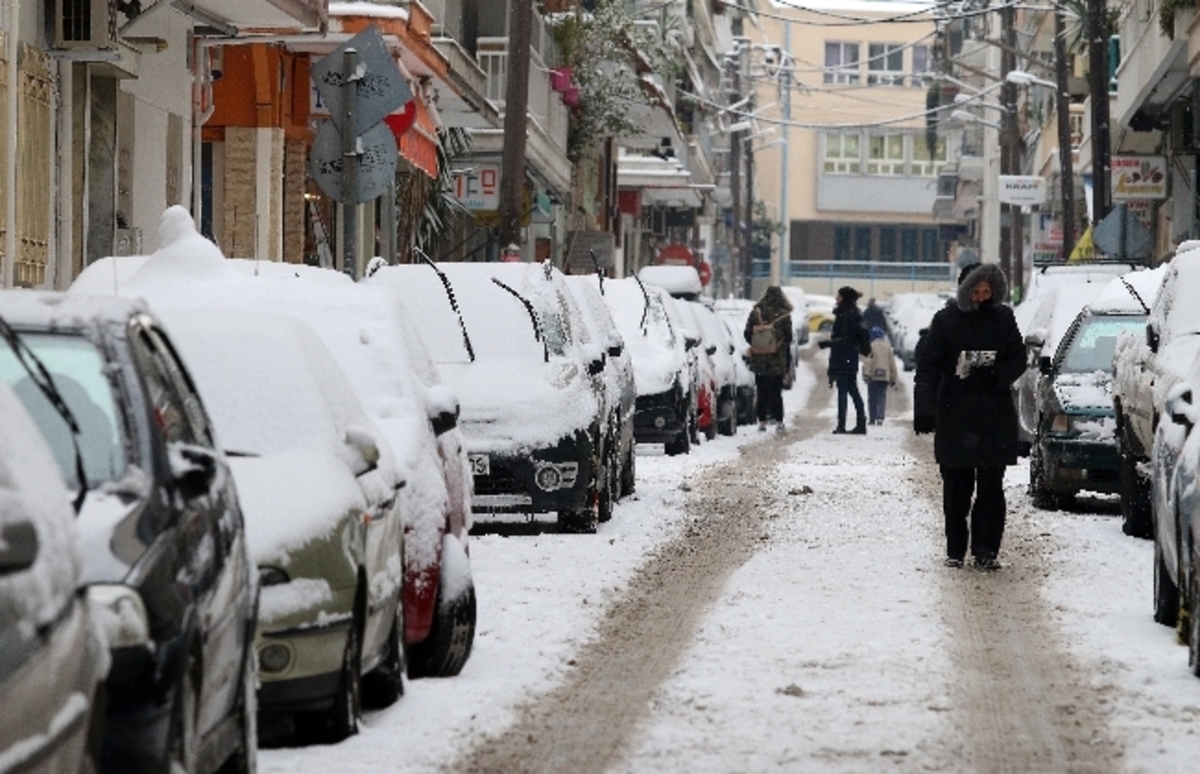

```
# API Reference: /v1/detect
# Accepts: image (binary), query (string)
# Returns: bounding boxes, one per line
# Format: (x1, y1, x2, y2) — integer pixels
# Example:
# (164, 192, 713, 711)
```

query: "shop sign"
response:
(1111, 156, 1167, 200)
(998, 175, 1046, 205)
(453, 165, 501, 210)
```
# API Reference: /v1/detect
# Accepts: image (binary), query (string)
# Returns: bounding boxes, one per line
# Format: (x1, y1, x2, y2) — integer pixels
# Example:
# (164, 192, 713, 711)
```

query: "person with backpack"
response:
(861, 326, 898, 425)
(818, 286, 868, 434)
(743, 286, 793, 434)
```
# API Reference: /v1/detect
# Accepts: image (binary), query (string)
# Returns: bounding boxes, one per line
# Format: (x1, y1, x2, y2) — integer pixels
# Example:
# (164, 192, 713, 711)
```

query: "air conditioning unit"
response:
(54, 0, 116, 50)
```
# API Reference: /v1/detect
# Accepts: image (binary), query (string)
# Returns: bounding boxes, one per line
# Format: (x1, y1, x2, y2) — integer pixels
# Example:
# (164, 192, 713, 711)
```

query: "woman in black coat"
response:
(818, 286, 867, 434)
(913, 263, 1024, 570)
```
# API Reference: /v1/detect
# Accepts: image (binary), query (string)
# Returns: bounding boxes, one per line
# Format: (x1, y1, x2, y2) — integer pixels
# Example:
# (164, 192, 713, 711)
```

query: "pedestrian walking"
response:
(744, 286, 793, 434)
(861, 326, 897, 425)
(818, 286, 868, 434)
(913, 263, 1025, 571)
(862, 297, 891, 338)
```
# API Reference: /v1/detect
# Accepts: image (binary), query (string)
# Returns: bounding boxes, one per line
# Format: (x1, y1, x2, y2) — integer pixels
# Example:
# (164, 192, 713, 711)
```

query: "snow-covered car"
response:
(781, 285, 810, 346)
(0, 292, 258, 770)
(160, 310, 407, 741)
(689, 300, 739, 436)
(369, 262, 609, 532)
(714, 299, 757, 425)
(601, 277, 697, 455)
(674, 299, 719, 441)
(565, 275, 638, 499)
(1113, 247, 1200, 538)
(1026, 278, 1155, 509)
(71, 208, 476, 680)
(806, 293, 836, 335)
(0, 378, 108, 774)
(888, 293, 943, 371)
(1149, 361, 1200, 672)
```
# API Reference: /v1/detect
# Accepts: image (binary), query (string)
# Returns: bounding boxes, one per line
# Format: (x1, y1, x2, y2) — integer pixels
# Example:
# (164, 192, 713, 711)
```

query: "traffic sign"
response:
(310, 120, 398, 203)
(1093, 203, 1152, 258)
(311, 26, 413, 138)
(657, 244, 694, 266)
(697, 260, 712, 286)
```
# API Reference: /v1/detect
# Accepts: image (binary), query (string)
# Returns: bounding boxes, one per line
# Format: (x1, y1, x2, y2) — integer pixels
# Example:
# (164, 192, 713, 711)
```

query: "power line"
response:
(723, 0, 1022, 27)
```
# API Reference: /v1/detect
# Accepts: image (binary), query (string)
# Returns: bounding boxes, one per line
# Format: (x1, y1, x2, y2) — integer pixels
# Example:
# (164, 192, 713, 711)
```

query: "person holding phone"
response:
(913, 263, 1024, 570)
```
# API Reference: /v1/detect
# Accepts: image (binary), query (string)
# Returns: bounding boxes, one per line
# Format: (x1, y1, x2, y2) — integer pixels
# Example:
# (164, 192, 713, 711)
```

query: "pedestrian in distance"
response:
(744, 286, 794, 434)
(861, 326, 898, 425)
(862, 296, 891, 339)
(913, 263, 1024, 571)
(818, 286, 869, 434)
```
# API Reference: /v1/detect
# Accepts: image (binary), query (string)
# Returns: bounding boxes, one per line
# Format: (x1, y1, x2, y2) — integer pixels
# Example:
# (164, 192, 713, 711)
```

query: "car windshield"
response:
(0, 332, 128, 489)
(1058, 314, 1146, 374)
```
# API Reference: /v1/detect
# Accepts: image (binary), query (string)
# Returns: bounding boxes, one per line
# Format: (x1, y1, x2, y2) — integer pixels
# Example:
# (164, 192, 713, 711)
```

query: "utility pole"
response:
(1087, 0, 1111, 225)
(499, 0, 533, 254)
(740, 43, 753, 298)
(729, 50, 743, 297)
(999, 2, 1017, 290)
(1054, 6, 1076, 263)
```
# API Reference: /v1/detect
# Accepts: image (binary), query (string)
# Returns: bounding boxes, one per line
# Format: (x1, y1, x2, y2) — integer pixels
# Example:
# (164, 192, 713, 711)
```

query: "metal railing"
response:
(786, 260, 956, 292)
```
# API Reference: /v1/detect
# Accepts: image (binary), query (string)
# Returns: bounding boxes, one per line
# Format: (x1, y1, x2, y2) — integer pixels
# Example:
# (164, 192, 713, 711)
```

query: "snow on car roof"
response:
(597, 278, 687, 396)
(637, 265, 702, 297)
(0, 289, 149, 331)
(1088, 266, 1165, 314)
(1026, 282, 1108, 354)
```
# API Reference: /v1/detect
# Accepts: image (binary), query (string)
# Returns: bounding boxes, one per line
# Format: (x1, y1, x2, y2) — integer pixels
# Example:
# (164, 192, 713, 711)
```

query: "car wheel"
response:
(1153, 536, 1179, 628)
(407, 581, 476, 678)
(664, 429, 690, 456)
(1189, 571, 1200, 677)
(1118, 443, 1153, 539)
(558, 505, 598, 534)
(620, 444, 636, 498)
(168, 653, 199, 774)
(1028, 437, 1060, 510)
(362, 608, 404, 709)
(703, 419, 717, 441)
(218, 649, 258, 774)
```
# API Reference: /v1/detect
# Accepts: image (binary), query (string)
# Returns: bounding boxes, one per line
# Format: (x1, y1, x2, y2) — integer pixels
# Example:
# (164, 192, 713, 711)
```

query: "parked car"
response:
(157, 309, 407, 741)
(780, 286, 810, 346)
(673, 300, 719, 441)
(1025, 276, 1156, 509)
(0, 292, 258, 771)
(0, 377, 108, 774)
(807, 293, 836, 335)
(369, 262, 609, 532)
(1148, 377, 1198, 642)
(1112, 246, 1200, 538)
(689, 300, 739, 436)
(601, 277, 697, 455)
(565, 275, 638, 498)
(714, 299, 757, 425)
(74, 233, 477, 681)
(888, 293, 943, 371)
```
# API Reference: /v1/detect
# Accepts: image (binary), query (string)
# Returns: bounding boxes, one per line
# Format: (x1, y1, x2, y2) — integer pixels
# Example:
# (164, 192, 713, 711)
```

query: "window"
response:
(823, 132, 861, 174)
(834, 227, 851, 262)
(912, 134, 947, 177)
(854, 228, 872, 262)
(867, 134, 906, 175)
(879, 228, 897, 261)
(922, 229, 940, 261)
(901, 228, 919, 262)
(911, 45, 932, 87)
(824, 42, 860, 85)
(868, 43, 904, 86)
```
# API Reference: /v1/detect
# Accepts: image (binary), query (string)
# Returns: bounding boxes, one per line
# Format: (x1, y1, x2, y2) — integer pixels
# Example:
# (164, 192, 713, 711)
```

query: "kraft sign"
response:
(998, 175, 1046, 205)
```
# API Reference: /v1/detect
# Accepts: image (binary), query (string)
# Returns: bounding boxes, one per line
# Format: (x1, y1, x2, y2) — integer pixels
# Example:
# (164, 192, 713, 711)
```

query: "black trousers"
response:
(940, 465, 1006, 560)
(755, 373, 784, 422)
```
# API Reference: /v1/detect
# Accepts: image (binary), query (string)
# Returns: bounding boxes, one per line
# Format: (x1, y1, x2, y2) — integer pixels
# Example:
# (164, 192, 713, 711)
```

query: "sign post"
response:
(341, 48, 359, 279)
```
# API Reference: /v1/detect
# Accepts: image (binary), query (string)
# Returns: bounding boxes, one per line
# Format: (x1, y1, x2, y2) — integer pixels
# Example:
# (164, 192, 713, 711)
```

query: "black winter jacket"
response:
(914, 263, 1024, 468)
(825, 304, 865, 375)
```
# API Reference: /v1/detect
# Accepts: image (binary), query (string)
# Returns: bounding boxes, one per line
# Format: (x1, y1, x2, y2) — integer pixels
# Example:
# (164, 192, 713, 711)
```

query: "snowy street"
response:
(259, 343, 1200, 773)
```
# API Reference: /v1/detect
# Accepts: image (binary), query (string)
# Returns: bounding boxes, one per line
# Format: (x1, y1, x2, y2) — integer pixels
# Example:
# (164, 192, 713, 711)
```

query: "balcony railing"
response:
(477, 33, 568, 149)
(786, 261, 956, 287)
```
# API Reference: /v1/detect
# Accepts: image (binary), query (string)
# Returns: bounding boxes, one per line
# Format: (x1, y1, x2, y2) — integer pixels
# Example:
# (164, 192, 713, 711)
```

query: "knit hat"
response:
(837, 286, 861, 304)
(869, 326, 886, 341)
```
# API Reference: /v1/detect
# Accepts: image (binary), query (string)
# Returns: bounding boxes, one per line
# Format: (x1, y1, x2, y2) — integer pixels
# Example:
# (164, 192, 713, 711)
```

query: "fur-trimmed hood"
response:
(956, 262, 1009, 312)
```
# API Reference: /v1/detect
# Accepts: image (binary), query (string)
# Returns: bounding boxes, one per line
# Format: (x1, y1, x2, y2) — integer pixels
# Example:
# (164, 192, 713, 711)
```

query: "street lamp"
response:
(1005, 70, 1057, 89)
(951, 109, 1003, 131)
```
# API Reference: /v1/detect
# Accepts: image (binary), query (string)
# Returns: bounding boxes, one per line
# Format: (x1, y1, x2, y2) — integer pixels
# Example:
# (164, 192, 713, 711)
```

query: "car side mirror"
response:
(1146, 322, 1160, 353)
(728, 344, 735, 355)
(1023, 333, 1044, 349)
(1166, 385, 1195, 430)
(705, 344, 717, 356)
(685, 335, 700, 351)
(426, 385, 460, 437)
(588, 356, 606, 376)
(1038, 355, 1053, 375)
(168, 443, 219, 502)
(605, 333, 623, 358)
(430, 408, 458, 437)
(344, 425, 381, 476)
(0, 518, 38, 574)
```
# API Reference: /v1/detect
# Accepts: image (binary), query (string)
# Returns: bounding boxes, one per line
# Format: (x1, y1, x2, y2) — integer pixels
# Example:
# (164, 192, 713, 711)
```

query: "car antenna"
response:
(491, 278, 548, 362)
(0, 314, 89, 514)
(588, 249, 603, 295)
(414, 247, 475, 363)
(631, 273, 651, 333)
(1118, 276, 1151, 314)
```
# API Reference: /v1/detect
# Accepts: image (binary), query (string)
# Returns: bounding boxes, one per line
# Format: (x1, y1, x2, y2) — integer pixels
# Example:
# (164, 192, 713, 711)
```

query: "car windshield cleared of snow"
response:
(0, 332, 127, 488)
(1059, 315, 1146, 374)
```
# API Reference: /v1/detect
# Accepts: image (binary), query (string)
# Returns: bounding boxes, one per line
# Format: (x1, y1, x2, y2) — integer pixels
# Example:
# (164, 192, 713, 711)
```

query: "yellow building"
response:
(751, 1, 945, 297)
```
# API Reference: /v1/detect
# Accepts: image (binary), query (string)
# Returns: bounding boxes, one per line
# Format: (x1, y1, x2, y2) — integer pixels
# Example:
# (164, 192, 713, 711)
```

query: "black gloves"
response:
(914, 415, 936, 435)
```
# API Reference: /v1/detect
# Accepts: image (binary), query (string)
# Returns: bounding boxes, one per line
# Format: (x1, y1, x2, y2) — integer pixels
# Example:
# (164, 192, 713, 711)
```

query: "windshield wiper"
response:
(632, 272, 651, 334)
(415, 248, 475, 363)
(491, 278, 548, 362)
(1118, 276, 1151, 314)
(0, 315, 89, 514)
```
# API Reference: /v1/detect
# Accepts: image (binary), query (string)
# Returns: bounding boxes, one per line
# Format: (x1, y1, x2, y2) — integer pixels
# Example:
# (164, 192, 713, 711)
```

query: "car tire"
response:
(620, 443, 636, 498)
(1118, 443, 1153, 539)
(362, 609, 404, 709)
(664, 429, 690, 456)
(1028, 437, 1060, 511)
(1189, 571, 1200, 677)
(168, 652, 199, 774)
(1153, 536, 1179, 628)
(408, 581, 476, 679)
(218, 649, 258, 774)
(596, 458, 615, 524)
(703, 419, 717, 441)
(327, 622, 362, 742)
(558, 505, 598, 534)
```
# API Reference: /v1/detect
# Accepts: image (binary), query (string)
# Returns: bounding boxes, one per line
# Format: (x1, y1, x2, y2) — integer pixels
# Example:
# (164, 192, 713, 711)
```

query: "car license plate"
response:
(468, 454, 490, 476)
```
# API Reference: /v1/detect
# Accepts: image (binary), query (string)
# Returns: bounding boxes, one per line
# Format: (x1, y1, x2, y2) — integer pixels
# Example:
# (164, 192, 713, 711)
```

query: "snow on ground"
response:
(260, 345, 1199, 773)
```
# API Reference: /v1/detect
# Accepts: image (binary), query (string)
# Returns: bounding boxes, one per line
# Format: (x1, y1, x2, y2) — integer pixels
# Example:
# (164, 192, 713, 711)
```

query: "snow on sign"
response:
(998, 175, 1046, 205)
(311, 26, 413, 138)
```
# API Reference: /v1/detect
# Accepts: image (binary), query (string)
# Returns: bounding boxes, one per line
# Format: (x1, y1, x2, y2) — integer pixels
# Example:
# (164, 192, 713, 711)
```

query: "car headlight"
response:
(87, 584, 151, 649)
(1049, 412, 1072, 434)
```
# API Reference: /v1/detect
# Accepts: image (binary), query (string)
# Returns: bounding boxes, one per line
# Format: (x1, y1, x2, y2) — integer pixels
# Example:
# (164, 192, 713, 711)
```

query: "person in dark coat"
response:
(818, 286, 867, 434)
(862, 297, 891, 338)
(913, 262, 1024, 570)
(744, 286, 793, 433)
